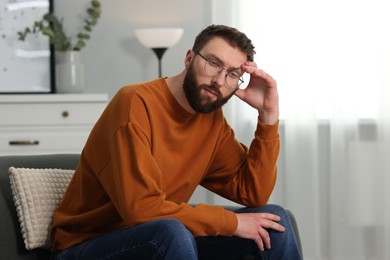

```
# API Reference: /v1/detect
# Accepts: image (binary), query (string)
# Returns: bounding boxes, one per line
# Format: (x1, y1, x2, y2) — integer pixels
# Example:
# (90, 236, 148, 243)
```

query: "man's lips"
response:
(202, 86, 220, 98)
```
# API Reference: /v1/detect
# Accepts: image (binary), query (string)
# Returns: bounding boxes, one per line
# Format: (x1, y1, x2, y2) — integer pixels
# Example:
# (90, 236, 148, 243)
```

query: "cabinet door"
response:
(0, 126, 91, 155)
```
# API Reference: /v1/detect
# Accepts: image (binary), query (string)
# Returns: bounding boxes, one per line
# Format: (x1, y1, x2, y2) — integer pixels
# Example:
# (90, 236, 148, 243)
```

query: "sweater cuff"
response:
(221, 210, 238, 236)
(255, 119, 279, 140)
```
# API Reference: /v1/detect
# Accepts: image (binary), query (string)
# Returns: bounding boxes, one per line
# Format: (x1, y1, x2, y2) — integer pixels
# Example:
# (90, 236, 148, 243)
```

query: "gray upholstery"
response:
(0, 154, 302, 259)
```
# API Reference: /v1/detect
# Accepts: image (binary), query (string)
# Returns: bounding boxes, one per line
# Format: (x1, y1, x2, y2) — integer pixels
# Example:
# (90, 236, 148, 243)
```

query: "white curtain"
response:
(213, 0, 390, 259)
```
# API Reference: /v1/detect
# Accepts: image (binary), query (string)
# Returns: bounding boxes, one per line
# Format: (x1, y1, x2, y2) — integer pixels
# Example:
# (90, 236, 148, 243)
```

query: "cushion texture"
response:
(9, 167, 74, 250)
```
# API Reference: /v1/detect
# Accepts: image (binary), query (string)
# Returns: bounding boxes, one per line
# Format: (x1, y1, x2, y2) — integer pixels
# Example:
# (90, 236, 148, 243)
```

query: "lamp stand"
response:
(152, 47, 167, 78)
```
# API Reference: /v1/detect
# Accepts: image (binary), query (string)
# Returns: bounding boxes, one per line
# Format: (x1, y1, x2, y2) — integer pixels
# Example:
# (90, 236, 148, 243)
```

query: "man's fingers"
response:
(258, 218, 286, 232)
(258, 227, 271, 250)
(234, 212, 285, 252)
(254, 232, 265, 251)
(256, 212, 281, 222)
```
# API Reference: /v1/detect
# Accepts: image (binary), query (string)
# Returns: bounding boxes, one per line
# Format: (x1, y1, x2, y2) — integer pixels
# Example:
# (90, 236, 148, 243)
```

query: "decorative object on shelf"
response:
(17, 0, 101, 93)
(135, 28, 184, 78)
(55, 51, 84, 93)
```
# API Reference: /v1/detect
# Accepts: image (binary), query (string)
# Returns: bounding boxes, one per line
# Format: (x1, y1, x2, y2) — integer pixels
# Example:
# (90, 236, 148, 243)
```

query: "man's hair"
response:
(192, 24, 255, 62)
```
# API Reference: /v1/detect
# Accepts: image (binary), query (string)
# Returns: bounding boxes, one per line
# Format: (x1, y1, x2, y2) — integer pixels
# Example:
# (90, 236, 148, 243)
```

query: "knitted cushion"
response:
(9, 167, 74, 250)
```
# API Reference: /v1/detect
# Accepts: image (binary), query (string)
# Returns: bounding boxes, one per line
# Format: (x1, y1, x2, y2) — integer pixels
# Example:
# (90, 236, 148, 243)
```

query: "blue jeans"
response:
(51, 204, 301, 260)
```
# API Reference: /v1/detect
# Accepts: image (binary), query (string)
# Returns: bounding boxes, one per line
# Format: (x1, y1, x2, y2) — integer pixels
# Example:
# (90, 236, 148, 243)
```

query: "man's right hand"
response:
(234, 212, 286, 251)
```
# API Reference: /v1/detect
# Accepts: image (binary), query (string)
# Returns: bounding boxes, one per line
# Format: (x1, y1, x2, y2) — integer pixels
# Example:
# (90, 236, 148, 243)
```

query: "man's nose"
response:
(211, 70, 227, 88)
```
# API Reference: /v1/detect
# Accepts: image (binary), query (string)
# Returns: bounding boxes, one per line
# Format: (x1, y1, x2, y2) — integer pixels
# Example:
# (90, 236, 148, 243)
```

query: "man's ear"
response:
(184, 50, 193, 69)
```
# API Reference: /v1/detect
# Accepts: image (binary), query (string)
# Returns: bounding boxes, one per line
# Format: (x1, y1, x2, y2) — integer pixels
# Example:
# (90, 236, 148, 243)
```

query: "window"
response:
(235, 0, 389, 120)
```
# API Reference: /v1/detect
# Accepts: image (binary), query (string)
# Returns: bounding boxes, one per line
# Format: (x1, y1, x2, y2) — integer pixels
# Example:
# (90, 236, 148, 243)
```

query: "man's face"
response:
(183, 63, 235, 113)
(183, 38, 247, 114)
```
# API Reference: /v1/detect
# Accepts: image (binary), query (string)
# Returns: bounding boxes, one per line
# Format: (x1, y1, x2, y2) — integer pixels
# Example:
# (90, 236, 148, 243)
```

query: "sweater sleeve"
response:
(201, 118, 280, 207)
(97, 119, 238, 237)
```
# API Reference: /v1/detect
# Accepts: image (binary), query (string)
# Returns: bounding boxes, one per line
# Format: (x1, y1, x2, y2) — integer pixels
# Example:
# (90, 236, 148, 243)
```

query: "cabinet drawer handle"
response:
(62, 111, 69, 118)
(9, 140, 40, 146)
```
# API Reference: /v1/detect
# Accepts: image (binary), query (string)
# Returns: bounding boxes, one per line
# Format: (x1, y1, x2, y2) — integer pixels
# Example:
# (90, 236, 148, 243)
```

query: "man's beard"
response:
(183, 65, 236, 114)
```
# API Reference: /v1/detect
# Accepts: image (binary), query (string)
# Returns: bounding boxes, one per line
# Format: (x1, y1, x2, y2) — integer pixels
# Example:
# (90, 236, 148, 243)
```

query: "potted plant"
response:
(17, 0, 101, 93)
(17, 0, 101, 52)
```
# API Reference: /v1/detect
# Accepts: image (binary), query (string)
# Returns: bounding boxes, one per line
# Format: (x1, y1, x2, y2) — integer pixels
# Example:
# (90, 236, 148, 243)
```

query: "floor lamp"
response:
(135, 28, 184, 78)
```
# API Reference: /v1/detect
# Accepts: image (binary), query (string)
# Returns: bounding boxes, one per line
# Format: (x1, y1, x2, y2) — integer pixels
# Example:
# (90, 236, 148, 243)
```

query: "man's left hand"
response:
(235, 61, 279, 125)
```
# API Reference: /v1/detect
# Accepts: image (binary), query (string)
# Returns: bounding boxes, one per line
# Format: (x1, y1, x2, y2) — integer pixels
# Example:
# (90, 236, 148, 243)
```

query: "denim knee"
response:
(150, 218, 197, 258)
(154, 218, 194, 241)
(261, 204, 289, 219)
(234, 204, 293, 233)
(235, 205, 301, 259)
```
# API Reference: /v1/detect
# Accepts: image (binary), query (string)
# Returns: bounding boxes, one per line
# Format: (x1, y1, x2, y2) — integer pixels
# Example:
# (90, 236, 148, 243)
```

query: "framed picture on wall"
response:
(0, 0, 54, 94)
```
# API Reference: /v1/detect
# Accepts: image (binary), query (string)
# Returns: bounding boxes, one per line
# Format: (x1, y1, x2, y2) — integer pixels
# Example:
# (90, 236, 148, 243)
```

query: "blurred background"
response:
(3, 0, 389, 259)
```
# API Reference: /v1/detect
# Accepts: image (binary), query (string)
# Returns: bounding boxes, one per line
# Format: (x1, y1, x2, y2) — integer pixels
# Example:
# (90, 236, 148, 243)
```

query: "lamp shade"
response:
(135, 28, 184, 48)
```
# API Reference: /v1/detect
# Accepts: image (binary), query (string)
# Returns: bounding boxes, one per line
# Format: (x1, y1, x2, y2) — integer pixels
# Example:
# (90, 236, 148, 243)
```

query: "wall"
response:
(54, 0, 212, 98)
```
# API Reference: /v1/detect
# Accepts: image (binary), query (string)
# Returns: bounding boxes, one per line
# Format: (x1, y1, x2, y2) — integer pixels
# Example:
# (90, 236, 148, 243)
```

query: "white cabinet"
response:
(0, 94, 108, 155)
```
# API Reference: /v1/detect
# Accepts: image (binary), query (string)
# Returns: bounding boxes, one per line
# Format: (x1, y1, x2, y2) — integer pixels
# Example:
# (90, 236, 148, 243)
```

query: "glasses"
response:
(194, 50, 244, 89)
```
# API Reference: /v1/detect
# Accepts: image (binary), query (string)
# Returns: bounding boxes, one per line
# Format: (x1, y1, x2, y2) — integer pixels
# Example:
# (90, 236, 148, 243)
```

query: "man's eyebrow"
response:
(207, 53, 243, 72)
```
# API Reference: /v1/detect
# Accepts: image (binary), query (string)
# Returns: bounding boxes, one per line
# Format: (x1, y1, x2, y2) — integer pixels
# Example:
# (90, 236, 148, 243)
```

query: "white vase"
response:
(55, 51, 84, 93)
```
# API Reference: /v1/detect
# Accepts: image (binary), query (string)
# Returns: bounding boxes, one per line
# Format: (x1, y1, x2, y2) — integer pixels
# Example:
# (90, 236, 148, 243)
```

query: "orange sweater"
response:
(51, 78, 280, 251)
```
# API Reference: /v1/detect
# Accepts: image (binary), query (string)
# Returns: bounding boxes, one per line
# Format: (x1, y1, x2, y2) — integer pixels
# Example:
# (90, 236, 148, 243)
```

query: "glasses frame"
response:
(193, 50, 244, 89)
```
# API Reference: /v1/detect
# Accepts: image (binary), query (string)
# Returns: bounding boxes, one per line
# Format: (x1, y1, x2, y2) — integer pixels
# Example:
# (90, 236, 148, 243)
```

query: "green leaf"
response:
(16, 0, 101, 52)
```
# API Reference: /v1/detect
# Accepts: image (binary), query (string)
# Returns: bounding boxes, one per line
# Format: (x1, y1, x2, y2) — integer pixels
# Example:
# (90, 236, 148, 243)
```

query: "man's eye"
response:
(228, 71, 240, 79)
(208, 59, 220, 68)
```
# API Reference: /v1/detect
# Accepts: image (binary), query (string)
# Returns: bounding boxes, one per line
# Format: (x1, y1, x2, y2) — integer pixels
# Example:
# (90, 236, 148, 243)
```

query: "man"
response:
(51, 24, 301, 259)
